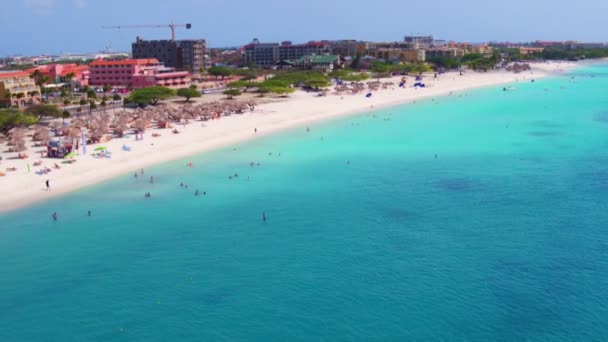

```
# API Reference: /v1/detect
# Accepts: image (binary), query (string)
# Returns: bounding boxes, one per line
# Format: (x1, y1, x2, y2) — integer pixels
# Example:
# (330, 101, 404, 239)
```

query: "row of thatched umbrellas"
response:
(3, 100, 257, 153)
(334, 81, 396, 94)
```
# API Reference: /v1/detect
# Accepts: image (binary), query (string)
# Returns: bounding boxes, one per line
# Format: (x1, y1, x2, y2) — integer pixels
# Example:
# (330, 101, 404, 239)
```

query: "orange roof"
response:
(0, 71, 31, 79)
(90, 58, 159, 66)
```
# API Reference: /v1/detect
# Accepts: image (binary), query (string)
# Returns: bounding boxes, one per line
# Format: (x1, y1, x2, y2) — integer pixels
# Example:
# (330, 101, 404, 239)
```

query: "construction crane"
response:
(102, 22, 192, 41)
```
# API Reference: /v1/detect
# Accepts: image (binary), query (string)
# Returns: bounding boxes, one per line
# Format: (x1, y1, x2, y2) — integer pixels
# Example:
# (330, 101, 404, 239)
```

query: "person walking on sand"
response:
(45, 179, 50, 191)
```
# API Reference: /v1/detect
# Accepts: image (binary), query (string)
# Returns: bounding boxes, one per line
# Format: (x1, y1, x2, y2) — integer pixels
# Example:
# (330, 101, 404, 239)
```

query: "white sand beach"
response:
(0, 62, 577, 213)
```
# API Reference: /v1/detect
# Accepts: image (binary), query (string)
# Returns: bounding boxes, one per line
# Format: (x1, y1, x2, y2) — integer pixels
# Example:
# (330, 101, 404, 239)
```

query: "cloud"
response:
(72, 0, 87, 8)
(24, 0, 56, 14)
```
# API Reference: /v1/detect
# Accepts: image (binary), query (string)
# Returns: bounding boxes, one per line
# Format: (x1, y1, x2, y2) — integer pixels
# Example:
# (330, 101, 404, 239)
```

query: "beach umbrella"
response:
(64, 151, 77, 159)
(94, 146, 107, 151)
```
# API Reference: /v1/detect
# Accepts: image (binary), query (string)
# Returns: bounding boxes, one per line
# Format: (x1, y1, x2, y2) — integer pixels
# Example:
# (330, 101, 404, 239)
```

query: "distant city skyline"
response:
(3, 0, 607, 56)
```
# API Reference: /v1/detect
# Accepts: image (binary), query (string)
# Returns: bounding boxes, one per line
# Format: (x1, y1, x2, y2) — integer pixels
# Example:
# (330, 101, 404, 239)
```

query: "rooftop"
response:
(90, 58, 160, 66)
(0, 70, 31, 79)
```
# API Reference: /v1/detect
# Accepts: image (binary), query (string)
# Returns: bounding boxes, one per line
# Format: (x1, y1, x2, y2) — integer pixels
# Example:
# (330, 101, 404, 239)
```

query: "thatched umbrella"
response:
(9, 128, 27, 152)
(132, 118, 149, 133)
(67, 127, 81, 147)
(112, 113, 130, 137)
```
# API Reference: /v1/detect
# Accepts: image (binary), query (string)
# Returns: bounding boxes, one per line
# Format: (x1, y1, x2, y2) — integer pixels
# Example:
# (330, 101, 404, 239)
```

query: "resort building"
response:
(0, 71, 42, 108)
(279, 55, 344, 73)
(327, 40, 368, 58)
(132, 37, 206, 72)
(89, 58, 189, 89)
(519, 47, 545, 55)
(424, 47, 466, 59)
(404, 35, 435, 49)
(26, 63, 90, 86)
(368, 47, 425, 63)
(131, 66, 191, 89)
(243, 39, 333, 67)
(243, 40, 280, 67)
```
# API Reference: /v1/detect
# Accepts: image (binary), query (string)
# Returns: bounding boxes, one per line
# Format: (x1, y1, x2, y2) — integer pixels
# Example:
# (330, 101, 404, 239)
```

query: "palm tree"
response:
(64, 72, 75, 93)
(61, 110, 71, 125)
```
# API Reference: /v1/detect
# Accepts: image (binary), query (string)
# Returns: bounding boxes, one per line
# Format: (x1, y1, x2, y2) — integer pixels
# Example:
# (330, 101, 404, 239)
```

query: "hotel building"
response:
(0, 71, 42, 108)
(89, 59, 190, 89)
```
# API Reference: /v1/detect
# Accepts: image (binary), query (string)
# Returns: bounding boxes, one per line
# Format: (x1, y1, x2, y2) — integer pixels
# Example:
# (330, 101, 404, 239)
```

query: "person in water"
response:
(150, 176, 154, 184)
(195, 190, 200, 196)
(88, 210, 91, 217)
(262, 211, 267, 222)
(52, 212, 57, 221)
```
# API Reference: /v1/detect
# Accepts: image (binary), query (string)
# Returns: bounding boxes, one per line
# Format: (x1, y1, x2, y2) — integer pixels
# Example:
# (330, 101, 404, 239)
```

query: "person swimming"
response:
(195, 190, 200, 196)
(52, 212, 57, 221)
(150, 176, 154, 184)
(262, 211, 267, 222)
(88, 210, 91, 217)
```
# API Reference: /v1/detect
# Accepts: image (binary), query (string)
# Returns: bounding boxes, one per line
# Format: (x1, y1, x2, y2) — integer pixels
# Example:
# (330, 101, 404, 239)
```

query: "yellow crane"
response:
(102, 22, 192, 41)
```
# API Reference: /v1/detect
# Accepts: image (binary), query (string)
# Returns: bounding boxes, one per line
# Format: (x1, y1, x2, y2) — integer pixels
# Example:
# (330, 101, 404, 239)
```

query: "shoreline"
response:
(0, 62, 580, 214)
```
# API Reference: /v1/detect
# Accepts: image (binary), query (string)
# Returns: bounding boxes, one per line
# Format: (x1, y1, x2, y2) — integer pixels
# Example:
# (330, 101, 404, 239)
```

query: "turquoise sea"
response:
(2, 64, 608, 341)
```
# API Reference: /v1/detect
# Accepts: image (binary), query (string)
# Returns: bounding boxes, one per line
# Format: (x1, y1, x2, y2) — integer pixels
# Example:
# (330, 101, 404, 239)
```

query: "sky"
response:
(2, 0, 607, 56)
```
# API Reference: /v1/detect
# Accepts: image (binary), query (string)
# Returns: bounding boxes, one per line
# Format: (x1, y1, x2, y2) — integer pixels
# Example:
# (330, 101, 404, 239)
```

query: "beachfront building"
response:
(519, 47, 544, 55)
(243, 40, 280, 67)
(291, 55, 344, 73)
(278, 41, 332, 60)
(0, 71, 42, 108)
(243, 39, 332, 67)
(131, 66, 191, 89)
(26, 63, 90, 87)
(425, 47, 466, 59)
(368, 47, 425, 63)
(132, 37, 206, 72)
(404, 35, 434, 49)
(90, 58, 190, 89)
(328, 40, 368, 58)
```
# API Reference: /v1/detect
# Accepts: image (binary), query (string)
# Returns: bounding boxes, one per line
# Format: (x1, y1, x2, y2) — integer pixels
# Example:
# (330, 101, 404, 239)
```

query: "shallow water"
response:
(2, 65, 608, 341)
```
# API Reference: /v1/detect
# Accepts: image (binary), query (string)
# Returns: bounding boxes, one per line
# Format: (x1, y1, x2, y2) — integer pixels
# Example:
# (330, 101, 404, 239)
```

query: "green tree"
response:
(61, 110, 71, 124)
(0, 110, 38, 134)
(223, 89, 241, 99)
(265, 86, 295, 97)
(208, 66, 232, 80)
(86, 89, 97, 99)
(89, 100, 97, 113)
(128, 86, 176, 106)
(28, 104, 62, 120)
(176, 87, 201, 102)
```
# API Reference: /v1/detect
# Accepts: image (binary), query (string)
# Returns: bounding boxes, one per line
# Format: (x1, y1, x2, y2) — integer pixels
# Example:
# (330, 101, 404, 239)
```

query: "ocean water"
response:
(2, 65, 608, 341)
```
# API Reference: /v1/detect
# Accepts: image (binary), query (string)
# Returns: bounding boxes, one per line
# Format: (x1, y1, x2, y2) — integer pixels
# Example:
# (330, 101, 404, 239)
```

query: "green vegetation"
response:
(270, 71, 331, 89)
(176, 87, 201, 102)
(112, 94, 122, 102)
(28, 104, 62, 120)
(223, 89, 242, 99)
(61, 110, 71, 124)
(208, 66, 233, 80)
(128, 86, 176, 106)
(370, 62, 432, 75)
(462, 53, 500, 71)
(329, 69, 370, 82)
(426, 57, 462, 70)
(0, 110, 38, 134)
